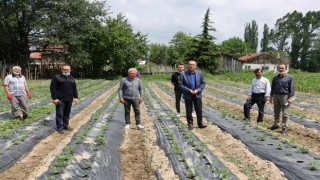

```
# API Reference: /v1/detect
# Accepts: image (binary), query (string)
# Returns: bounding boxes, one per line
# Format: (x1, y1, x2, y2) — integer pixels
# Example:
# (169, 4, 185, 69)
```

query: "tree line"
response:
(1, 1, 320, 75)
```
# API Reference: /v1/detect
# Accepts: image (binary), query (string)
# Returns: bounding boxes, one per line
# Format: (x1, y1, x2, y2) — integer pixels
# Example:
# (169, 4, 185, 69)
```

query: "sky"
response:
(106, 0, 320, 45)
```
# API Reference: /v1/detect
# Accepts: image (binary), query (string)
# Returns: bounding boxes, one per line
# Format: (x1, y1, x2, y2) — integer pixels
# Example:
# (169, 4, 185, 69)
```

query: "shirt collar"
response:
(12, 73, 22, 77)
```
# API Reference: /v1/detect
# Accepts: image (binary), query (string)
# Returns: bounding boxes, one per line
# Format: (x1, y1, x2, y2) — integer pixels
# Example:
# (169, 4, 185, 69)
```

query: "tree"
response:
(0, 0, 106, 69)
(166, 31, 193, 65)
(149, 43, 167, 65)
(244, 20, 258, 51)
(220, 37, 253, 58)
(101, 14, 148, 73)
(260, 24, 271, 52)
(189, 8, 219, 70)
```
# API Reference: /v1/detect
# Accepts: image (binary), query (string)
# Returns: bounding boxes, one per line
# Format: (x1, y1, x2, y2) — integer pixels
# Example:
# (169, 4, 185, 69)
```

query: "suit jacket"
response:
(178, 70, 205, 100)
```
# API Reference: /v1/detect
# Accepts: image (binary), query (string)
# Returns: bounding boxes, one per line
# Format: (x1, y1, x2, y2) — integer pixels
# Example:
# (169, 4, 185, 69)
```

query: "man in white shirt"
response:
(243, 68, 271, 123)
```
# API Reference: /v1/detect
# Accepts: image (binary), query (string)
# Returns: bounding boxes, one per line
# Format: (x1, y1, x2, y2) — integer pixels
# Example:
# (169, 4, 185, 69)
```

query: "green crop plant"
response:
(213, 168, 231, 179)
(223, 154, 241, 165)
(12, 137, 23, 145)
(285, 151, 292, 156)
(299, 145, 309, 154)
(57, 154, 73, 167)
(307, 161, 320, 171)
(51, 165, 60, 175)
(242, 166, 254, 177)
(257, 135, 266, 141)
(95, 134, 106, 146)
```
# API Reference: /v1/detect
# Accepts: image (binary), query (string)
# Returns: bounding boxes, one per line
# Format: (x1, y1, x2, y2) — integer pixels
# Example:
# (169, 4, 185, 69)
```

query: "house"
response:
(238, 52, 287, 72)
(216, 53, 243, 72)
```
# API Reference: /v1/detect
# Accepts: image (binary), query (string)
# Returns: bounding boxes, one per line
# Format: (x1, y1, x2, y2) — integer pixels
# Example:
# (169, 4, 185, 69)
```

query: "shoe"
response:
(257, 120, 263, 123)
(125, 124, 130, 129)
(57, 129, 64, 134)
(242, 117, 250, 121)
(269, 124, 279, 130)
(63, 126, 73, 131)
(137, 124, 144, 130)
(177, 113, 181, 117)
(188, 124, 193, 130)
(282, 125, 288, 134)
(192, 112, 196, 118)
(198, 123, 207, 128)
(22, 115, 28, 120)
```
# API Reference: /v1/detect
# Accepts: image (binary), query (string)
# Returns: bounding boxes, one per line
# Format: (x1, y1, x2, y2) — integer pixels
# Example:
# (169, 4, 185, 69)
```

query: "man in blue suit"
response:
(178, 60, 207, 130)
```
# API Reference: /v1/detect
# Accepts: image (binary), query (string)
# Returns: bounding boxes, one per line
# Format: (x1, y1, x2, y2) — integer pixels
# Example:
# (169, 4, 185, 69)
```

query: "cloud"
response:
(107, 0, 320, 45)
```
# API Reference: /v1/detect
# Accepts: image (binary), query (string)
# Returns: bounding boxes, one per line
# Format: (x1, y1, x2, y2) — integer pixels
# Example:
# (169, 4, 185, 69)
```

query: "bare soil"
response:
(0, 85, 118, 180)
(119, 102, 178, 180)
(149, 82, 286, 180)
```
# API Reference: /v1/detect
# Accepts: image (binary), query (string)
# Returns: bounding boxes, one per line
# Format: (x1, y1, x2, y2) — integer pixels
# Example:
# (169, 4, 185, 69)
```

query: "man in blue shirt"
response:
(178, 60, 207, 130)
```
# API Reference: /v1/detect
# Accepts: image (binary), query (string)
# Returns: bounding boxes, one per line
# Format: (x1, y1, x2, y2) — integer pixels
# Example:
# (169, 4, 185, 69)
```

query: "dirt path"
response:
(119, 102, 178, 180)
(149, 82, 286, 180)
(0, 85, 118, 180)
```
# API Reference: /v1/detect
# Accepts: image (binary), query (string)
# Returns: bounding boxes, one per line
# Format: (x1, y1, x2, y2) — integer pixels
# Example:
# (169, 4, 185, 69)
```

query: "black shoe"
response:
(198, 124, 207, 129)
(269, 124, 279, 130)
(282, 125, 288, 134)
(63, 126, 73, 131)
(188, 124, 193, 130)
(57, 129, 64, 134)
(257, 120, 263, 123)
(23, 115, 28, 120)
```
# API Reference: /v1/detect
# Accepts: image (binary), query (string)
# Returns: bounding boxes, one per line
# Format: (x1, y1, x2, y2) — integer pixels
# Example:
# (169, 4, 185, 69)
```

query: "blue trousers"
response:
(55, 101, 72, 130)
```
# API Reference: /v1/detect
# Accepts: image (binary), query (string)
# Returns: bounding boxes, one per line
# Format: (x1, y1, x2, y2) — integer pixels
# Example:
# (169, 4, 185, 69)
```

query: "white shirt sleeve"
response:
(265, 78, 271, 97)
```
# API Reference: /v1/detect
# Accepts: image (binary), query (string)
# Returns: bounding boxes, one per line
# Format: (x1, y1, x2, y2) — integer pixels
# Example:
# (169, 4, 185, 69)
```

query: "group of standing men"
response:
(4, 64, 78, 134)
(243, 63, 295, 134)
(3, 62, 294, 134)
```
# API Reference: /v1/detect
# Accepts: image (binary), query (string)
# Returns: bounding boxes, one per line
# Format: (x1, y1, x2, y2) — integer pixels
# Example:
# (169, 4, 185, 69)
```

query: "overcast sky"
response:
(106, 0, 320, 45)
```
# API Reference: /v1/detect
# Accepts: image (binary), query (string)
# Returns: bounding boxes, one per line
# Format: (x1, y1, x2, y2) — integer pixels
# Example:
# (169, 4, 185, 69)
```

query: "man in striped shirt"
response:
(243, 68, 271, 123)
(4, 66, 32, 120)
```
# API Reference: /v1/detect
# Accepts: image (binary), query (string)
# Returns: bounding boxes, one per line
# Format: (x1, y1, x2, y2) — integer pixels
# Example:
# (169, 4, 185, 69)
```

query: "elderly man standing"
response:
(119, 68, 144, 130)
(50, 64, 78, 134)
(243, 68, 271, 123)
(178, 60, 207, 130)
(4, 66, 32, 120)
(269, 64, 295, 134)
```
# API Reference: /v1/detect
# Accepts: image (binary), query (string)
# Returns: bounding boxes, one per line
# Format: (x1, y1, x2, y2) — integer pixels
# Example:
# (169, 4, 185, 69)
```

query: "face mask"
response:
(62, 73, 70, 76)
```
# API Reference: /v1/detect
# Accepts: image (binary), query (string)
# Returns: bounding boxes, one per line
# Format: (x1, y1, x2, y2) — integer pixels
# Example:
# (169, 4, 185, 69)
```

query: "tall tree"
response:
(220, 37, 253, 58)
(244, 20, 258, 51)
(189, 8, 219, 70)
(166, 31, 193, 65)
(0, 0, 106, 69)
(260, 24, 270, 52)
(102, 14, 148, 73)
(149, 43, 167, 65)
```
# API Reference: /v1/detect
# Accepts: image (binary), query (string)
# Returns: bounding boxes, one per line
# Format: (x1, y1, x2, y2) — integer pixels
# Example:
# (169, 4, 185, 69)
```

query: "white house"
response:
(239, 52, 289, 72)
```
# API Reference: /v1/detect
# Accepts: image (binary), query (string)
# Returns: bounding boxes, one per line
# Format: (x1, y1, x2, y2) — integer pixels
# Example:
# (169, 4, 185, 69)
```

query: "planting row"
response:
(143, 82, 237, 179)
(153, 81, 320, 179)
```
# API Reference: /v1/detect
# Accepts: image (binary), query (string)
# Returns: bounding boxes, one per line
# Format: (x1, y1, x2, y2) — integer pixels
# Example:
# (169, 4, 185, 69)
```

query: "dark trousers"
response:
(185, 96, 203, 126)
(243, 93, 266, 122)
(124, 98, 141, 125)
(55, 101, 72, 130)
(174, 89, 182, 113)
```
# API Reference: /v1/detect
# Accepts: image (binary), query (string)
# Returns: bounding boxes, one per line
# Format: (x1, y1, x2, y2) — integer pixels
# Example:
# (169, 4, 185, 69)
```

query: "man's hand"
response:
(263, 96, 268, 101)
(7, 93, 12, 100)
(27, 92, 32, 99)
(139, 97, 143, 104)
(246, 95, 252, 101)
(73, 98, 78, 105)
(120, 97, 124, 104)
(269, 97, 273, 103)
(53, 99, 60, 105)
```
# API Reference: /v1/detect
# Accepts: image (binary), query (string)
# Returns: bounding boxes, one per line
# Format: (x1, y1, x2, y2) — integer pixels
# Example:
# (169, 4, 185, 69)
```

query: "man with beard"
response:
(4, 66, 32, 120)
(243, 68, 271, 123)
(269, 64, 295, 134)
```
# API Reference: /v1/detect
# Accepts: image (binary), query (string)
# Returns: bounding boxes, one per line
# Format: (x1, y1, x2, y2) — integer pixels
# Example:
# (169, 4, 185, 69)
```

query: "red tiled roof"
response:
(30, 52, 42, 59)
(238, 52, 265, 61)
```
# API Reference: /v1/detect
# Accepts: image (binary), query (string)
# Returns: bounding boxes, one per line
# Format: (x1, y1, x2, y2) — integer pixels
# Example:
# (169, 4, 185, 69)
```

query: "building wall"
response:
(242, 63, 290, 72)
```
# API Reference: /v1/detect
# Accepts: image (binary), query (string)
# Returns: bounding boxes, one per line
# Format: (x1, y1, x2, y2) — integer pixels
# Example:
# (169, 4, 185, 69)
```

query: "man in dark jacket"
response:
(171, 63, 184, 117)
(50, 64, 78, 134)
(178, 60, 207, 130)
